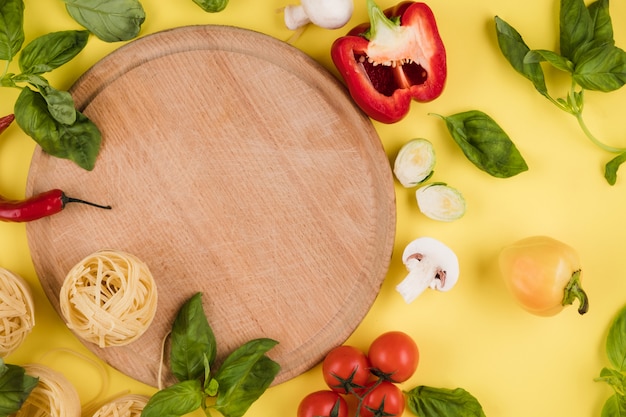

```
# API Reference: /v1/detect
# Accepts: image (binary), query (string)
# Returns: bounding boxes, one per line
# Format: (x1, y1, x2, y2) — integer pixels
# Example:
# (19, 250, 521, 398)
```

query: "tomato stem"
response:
(562, 269, 589, 315)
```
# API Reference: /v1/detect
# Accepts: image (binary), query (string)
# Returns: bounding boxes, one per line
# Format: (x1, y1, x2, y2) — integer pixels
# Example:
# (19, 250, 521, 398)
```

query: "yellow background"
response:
(2, 0, 626, 416)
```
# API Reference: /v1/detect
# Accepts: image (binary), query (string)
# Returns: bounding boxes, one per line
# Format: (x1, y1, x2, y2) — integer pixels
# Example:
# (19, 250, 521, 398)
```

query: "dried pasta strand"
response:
(59, 250, 158, 348)
(89, 394, 149, 417)
(14, 363, 81, 417)
(0, 268, 35, 357)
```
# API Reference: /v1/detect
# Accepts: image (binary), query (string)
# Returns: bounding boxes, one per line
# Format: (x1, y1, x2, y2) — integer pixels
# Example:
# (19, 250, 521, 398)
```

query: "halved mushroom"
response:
(396, 237, 459, 304)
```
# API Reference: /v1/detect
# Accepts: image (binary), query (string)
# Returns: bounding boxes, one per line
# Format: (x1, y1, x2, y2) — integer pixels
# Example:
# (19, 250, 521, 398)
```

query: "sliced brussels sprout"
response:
(416, 183, 466, 221)
(393, 138, 435, 188)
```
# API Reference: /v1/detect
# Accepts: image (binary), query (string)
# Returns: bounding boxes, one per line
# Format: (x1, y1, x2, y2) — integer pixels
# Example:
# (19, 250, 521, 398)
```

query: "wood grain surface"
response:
(25, 26, 396, 387)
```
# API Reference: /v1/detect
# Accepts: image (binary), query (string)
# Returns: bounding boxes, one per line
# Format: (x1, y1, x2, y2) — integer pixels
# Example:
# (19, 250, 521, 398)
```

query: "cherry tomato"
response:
(359, 381, 405, 417)
(297, 390, 349, 417)
(499, 236, 589, 316)
(368, 331, 419, 382)
(322, 345, 371, 393)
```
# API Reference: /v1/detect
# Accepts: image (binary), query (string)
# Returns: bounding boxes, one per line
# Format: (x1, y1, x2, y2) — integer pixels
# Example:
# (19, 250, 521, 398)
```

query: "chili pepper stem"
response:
(562, 269, 589, 315)
(61, 194, 112, 210)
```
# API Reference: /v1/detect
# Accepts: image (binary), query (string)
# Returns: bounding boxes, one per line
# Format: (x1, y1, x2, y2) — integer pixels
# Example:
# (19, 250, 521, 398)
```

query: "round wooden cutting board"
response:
(25, 25, 396, 387)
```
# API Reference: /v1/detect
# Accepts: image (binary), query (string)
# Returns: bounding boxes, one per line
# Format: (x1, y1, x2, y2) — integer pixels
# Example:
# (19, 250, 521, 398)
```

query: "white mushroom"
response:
(396, 237, 459, 304)
(283, 0, 354, 30)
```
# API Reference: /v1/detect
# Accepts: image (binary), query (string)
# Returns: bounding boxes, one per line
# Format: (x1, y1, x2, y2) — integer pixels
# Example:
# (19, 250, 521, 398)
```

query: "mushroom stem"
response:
(284, 5, 310, 30)
(396, 258, 441, 304)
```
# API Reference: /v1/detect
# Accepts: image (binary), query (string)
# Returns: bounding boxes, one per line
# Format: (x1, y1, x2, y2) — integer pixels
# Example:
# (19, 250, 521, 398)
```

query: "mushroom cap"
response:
(302, 0, 354, 29)
(402, 237, 459, 291)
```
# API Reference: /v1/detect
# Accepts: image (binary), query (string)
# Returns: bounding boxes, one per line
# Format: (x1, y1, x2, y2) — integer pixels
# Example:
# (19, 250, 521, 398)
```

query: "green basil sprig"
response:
(406, 385, 486, 417)
(431, 111, 529, 178)
(141, 293, 280, 417)
(0, 0, 101, 171)
(0, 358, 38, 416)
(495, 0, 626, 185)
(596, 304, 626, 416)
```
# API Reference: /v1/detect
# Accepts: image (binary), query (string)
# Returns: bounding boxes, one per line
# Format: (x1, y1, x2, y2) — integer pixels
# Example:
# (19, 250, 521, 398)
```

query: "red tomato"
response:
(368, 331, 419, 382)
(322, 345, 371, 393)
(297, 390, 349, 417)
(359, 381, 405, 417)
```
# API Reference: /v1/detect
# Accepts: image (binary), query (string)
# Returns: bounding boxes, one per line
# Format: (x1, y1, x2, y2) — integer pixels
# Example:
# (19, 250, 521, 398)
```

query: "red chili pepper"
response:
(0, 189, 112, 222)
(0, 114, 15, 135)
(331, 0, 447, 124)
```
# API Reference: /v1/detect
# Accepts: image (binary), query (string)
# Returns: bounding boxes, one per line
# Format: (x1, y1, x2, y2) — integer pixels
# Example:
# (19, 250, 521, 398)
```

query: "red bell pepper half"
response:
(331, 0, 447, 124)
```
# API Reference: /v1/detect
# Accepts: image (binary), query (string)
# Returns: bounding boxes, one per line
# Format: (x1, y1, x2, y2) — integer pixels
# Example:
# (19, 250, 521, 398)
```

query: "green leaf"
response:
(605, 152, 626, 185)
(601, 394, 626, 417)
(605, 304, 626, 371)
(141, 380, 203, 417)
(0, 360, 38, 416)
(15, 74, 77, 125)
(214, 338, 280, 417)
(192, 0, 229, 13)
(14, 87, 101, 170)
(63, 0, 145, 42)
(18, 30, 89, 74)
(573, 45, 626, 92)
(525, 49, 574, 73)
(588, 0, 614, 46)
(0, 0, 24, 61)
(406, 386, 486, 417)
(559, 0, 594, 60)
(432, 110, 529, 178)
(494, 16, 548, 97)
(170, 292, 217, 382)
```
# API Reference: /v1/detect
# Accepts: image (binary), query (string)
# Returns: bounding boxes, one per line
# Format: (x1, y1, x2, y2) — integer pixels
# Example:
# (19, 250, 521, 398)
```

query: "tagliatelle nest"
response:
(14, 363, 81, 417)
(0, 268, 35, 357)
(59, 250, 158, 348)
(90, 394, 150, 417)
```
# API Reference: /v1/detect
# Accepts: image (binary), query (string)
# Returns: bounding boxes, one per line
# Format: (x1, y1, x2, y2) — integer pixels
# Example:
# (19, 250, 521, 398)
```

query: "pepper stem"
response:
(62, 193, 112, 210)
(562, 269, 589, 315)
(365, 0, 400, 41)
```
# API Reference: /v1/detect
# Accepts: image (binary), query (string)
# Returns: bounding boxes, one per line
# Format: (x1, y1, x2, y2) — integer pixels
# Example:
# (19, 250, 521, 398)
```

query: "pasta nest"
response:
(90, 394, 149, 417)
(14, 363, 81, 417)
(60, 250, 158, 348)
(0, 268, 35, 357)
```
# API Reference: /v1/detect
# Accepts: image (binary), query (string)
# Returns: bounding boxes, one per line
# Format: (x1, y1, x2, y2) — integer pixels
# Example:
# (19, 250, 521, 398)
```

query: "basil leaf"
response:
(606, 305, 626, 371)
(559, 0, 594, 60)
(14, 87, 101, 171)
(193, 0, 228, 13)
(525, 49, 574, 73)
(432, 110, 529, 178)
(18, 30, 89, 74)
(406, 386, 486, 417)
(0, 0, 24, 61)
(588, 0, 613, 46)
(601, 394, 626, 417)
(0, 360, 38, 416)
(141, 380, 203, 417)
(170, 292, 217, 382)
(63, 0, 145, 42)
(605, 152, 626, 185)
(573, 44, 626, 92)
(16, 74, 77, 125)
(214, 338, 280, 417)
(494, 16, 548, 97)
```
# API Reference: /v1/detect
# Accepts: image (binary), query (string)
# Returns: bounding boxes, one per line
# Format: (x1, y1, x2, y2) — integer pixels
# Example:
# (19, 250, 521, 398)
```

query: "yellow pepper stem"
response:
(562, 269, 589, 315)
